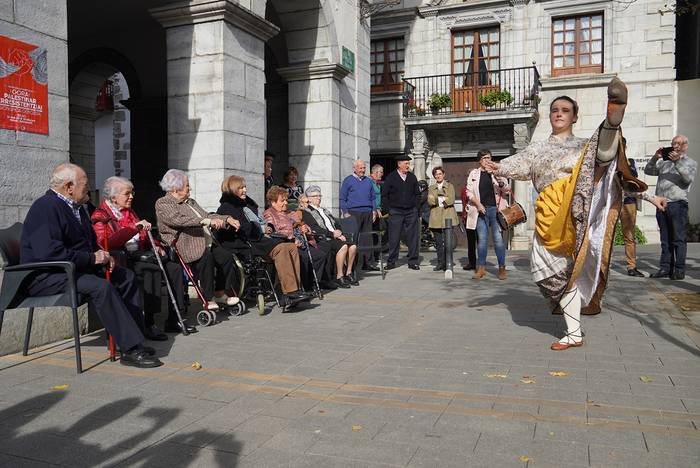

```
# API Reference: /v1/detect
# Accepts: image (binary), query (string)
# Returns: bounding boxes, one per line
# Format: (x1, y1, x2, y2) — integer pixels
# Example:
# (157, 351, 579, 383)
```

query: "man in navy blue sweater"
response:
(21, 163, 162, 368)
(340, 159, 380, 271)
(382, 155, 421, 270)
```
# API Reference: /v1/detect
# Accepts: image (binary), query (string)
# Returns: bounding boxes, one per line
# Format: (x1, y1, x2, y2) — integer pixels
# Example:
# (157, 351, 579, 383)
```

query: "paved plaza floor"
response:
(1, 245, 699, 467)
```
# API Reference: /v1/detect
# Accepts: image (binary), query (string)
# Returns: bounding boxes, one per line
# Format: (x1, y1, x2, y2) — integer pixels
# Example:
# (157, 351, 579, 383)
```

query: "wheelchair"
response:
(227, 242, 298, 315)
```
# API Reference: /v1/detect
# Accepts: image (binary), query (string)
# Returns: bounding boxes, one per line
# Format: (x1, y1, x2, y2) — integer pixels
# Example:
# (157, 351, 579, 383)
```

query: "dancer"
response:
(484, 78, 666, 350)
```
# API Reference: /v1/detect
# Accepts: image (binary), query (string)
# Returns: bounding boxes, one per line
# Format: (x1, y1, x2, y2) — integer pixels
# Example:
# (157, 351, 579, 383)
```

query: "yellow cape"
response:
(534, 143, 588, 256)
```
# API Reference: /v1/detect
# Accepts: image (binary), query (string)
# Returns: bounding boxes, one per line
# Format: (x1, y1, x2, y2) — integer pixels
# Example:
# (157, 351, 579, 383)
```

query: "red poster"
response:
(0, 35, 48, 134)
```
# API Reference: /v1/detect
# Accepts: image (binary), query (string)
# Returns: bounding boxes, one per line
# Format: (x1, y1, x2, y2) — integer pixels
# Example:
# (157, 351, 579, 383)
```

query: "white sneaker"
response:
(214, 295, 240, 306)
(206, 301, 220, 310)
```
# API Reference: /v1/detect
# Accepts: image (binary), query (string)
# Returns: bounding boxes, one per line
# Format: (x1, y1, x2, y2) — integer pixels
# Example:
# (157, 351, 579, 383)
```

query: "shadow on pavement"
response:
(0, 392, 241, 467)
(608, 303, 700, 358)
(468, 287, 560, 338)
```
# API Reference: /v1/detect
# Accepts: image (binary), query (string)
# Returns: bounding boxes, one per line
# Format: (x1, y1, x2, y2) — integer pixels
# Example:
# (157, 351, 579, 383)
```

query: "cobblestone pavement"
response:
(1, 245, 699, 467)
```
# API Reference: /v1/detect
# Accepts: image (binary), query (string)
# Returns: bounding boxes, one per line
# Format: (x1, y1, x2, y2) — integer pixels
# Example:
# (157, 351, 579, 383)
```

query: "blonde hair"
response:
(221, 175, 246, 195)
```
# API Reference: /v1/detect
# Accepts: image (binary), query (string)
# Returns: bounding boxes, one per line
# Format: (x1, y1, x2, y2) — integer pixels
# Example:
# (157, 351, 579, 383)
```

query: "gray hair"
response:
(353, 159, 366, 168)
(49, 163, 82, 188)
(370, 164, 383, 174)
(159, 169, 189, 192)
(103, 176, 133, 200)
(673, 134, 689, 145)
(305, 185, 322, 196)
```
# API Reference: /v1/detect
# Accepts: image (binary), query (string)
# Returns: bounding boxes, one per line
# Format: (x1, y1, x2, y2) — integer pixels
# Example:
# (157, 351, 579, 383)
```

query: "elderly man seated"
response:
(263, 186, 333, 291)
(20, 163, 162, 368)
(302, 185, 358, 288)
(92, 176, 194, 338)
(155, 169, 241, 310)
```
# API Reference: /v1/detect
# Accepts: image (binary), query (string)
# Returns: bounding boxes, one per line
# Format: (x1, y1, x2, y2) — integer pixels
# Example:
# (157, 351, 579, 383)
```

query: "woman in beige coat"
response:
(427, 167, 459, 271)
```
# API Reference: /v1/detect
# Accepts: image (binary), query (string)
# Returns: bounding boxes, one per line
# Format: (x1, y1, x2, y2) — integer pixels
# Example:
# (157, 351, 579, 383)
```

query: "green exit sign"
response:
(342, 46, 355, 73)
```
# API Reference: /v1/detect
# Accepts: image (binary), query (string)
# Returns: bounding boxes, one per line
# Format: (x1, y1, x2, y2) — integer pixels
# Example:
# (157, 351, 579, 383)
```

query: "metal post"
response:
(444, 218, 453, 280)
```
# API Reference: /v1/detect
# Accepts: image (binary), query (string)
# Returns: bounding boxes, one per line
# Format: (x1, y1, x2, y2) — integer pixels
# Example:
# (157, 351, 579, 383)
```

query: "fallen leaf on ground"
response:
(485, 373, 507, 379)
(639, 376, 653, 383)
(51, 384, 69, 391)
(548, 432, 555, 436)
(318, 409, 325, 414)
(519, 455, 531, 462)
(191, 361, 202, 370)
(520, 378, 536, 384)
(352, 425, 363, 432)
(549, 371, 568, 377)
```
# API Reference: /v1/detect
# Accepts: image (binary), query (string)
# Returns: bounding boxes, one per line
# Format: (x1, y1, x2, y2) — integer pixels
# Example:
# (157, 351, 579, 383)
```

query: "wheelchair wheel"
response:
(197, 310, 214, 327)
(229, 301, 246, 317)
(257, 293, 265, 315)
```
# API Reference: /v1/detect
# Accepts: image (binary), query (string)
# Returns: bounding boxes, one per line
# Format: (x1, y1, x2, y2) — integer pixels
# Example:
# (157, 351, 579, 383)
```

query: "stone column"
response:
(150, 0, 279, 210)
(410, 128, 429, 182)
(510, 122, 534, 250)
(278, 61, 350, 212)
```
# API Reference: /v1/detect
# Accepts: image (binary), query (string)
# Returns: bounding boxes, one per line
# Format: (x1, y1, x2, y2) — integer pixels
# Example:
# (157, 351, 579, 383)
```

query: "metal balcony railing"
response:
(402, 66, 541, 118)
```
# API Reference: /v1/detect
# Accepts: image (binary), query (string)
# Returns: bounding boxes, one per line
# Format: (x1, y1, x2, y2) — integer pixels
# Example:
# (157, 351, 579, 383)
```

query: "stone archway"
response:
(266, 0, 354, 211)
(68, 48, 165, 218)
(69, 62, 129, 201)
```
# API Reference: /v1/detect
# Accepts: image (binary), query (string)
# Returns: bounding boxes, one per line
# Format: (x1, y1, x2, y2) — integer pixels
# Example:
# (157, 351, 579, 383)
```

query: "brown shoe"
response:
(497, 266, 507, 280)
(550, 340, 584, 351)
(472, 266, 486, 279)
(607, 76, 627, 126)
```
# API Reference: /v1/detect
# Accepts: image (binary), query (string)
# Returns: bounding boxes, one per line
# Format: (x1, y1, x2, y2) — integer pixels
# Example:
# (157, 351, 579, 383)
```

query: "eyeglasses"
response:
(308, 195, 322, 198)
(121, 191, 135, 197)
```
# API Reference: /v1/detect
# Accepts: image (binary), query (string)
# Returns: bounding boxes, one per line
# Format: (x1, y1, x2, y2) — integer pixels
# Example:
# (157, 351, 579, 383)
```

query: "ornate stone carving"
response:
(437, 8, 512, 27)
(410, 129, 429, 181)
(513, 122, 533, 150)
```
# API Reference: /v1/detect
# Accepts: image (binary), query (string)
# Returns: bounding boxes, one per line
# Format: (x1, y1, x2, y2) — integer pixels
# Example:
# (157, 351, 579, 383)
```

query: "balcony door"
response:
(451, 27, 500, 112)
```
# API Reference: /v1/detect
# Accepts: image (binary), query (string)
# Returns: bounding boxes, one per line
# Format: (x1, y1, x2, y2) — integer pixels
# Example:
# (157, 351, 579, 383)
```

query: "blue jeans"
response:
(656, 200, 688, 273)
(476, 206, 506, 267)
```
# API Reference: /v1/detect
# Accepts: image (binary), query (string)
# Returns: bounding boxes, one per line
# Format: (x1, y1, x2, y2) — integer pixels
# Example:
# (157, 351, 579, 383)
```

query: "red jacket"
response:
(91, 200, 151, 251)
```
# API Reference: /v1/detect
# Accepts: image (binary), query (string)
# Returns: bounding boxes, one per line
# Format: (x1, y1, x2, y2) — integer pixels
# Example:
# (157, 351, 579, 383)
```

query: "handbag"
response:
(128, 249, 158, 264)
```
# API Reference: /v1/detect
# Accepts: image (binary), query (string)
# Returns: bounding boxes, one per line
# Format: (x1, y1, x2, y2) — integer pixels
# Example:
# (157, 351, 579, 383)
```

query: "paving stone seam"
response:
(3, 351, 699, 425)
(2, 354, 699, 443)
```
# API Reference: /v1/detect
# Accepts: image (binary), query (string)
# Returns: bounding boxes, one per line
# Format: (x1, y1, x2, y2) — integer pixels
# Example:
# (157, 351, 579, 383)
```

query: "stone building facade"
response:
(370, 0, 700, 247)
(0, 0, 370, 353)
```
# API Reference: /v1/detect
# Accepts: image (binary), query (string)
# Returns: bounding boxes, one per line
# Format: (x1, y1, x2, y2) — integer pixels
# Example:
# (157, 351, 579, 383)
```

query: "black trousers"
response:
(189, 245, 238, 300)
(387, 207, 419, 265)
(466, 228, 477, 266)
(132, 257, 185, 328)
(300, 241, 331, 288)
(27, 267, 145, 352)
(348, 210, 374, 267)
(431, 228, 446, 268)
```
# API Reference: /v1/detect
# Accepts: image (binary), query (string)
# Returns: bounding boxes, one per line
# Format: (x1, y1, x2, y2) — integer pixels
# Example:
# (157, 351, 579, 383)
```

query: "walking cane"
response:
(145, 229, 189, 336)
(92, 216, 116, 362)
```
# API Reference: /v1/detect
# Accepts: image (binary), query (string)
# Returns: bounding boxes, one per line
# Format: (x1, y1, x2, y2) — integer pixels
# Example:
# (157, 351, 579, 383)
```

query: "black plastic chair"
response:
(338, 216, 386, 280)
(0, 222, 87, 374)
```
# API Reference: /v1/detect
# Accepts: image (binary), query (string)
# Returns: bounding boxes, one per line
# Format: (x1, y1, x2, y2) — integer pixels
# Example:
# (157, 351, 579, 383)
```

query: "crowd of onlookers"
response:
(12, 134, 692, 368)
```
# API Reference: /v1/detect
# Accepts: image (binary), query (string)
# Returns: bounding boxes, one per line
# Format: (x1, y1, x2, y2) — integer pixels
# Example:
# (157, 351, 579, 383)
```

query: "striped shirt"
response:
(52, 189, 82, 222)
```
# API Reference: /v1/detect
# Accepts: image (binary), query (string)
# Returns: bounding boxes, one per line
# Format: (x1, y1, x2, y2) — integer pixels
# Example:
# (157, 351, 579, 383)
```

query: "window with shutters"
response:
(552, 13, 603, 77)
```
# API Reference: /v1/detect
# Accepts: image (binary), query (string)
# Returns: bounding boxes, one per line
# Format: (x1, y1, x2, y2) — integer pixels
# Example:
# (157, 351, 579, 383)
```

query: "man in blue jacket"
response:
(20, 163, 162, 368)
(340, 159, 380, 271)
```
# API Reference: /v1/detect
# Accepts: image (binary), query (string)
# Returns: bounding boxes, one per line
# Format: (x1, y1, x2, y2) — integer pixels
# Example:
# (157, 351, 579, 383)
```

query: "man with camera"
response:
(645, 135, 695, 280)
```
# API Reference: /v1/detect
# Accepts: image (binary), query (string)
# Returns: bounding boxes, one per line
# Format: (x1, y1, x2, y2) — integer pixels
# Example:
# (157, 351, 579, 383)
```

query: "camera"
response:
(661, 147, 673, 161)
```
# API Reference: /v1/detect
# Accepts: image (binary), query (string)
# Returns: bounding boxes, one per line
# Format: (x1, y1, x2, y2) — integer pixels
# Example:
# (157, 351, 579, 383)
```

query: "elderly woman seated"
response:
(216, 176, 311, 303)
(91, 176, 193, 338)
(155, 169, 241, 311)
(302, 185, 358, 288)
(263, 186, 333, 291)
